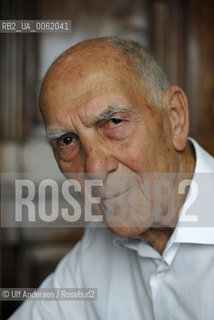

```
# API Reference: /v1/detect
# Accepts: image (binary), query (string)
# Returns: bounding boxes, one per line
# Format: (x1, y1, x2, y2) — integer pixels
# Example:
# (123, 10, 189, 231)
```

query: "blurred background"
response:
(0, 0, 213, 318)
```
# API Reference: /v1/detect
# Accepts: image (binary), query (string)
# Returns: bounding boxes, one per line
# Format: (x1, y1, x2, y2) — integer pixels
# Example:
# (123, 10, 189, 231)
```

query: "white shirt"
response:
(9, 139, 214, 320)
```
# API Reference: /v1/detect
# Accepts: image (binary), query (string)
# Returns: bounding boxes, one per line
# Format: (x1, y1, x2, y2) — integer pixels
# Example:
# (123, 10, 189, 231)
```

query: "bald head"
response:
(42, 38, 137, 80)
(40, 39, 147, 124)
(40, 37, 170, 118)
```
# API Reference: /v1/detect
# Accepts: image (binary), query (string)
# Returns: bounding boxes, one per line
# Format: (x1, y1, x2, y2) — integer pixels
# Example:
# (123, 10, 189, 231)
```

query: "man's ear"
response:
(163, 85, 189, 151)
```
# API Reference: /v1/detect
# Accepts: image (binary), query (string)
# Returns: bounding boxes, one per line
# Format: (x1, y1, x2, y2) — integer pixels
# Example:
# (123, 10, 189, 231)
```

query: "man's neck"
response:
(137, 227, 174, 255)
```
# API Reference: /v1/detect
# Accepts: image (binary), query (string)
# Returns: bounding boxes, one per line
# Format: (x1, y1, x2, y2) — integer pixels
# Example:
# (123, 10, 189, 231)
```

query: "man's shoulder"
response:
(8, 224, 117, 320)
(53, 223, 117, 284)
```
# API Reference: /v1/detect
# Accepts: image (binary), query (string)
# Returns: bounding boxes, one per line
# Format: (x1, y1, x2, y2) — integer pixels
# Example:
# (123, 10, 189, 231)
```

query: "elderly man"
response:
(10, 37, 214, 319)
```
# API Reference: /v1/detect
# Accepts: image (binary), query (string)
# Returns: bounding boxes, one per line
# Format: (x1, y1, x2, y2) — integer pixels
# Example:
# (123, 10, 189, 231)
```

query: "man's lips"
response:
(100, 182, 137, 201)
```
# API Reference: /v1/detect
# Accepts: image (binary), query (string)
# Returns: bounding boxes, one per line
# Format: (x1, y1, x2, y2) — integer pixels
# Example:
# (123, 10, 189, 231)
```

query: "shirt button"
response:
(156, 271, 165, 277)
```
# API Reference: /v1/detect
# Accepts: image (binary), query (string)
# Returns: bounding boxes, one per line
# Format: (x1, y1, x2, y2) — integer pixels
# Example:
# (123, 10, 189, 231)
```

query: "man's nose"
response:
(83, 143, 118, 175)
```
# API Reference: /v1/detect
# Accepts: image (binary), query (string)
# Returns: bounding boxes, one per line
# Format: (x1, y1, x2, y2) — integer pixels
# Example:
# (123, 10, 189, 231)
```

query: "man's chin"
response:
(107, 225, 150, 238)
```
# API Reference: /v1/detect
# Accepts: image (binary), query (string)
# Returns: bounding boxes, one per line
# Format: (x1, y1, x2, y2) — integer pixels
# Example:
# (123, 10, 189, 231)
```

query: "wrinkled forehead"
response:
(40, 47, 143, 120)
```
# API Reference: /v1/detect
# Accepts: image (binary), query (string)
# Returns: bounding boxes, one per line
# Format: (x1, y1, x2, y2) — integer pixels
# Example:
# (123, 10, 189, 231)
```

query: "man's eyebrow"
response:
(46, 129, 72, 141)
(85, 105, 137, 126)
(46, 105, 137, 140)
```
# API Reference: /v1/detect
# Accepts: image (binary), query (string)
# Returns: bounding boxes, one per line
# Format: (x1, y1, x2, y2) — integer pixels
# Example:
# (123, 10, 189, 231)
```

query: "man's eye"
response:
(111, 118, 122, 124)
(58, 134, 77, 146)
(107, 118, 122, 126)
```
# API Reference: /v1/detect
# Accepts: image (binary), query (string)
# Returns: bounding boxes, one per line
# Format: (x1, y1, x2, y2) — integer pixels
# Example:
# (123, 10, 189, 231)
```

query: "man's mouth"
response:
(100, 182, 137, 201)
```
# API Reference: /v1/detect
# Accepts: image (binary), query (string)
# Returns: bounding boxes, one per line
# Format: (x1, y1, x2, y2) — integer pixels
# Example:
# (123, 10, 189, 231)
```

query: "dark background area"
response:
(0, 0, 214, 319)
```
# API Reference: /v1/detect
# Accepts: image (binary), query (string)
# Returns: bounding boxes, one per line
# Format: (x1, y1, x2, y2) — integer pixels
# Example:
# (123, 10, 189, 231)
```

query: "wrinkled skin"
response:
(40, 39, 195, 253)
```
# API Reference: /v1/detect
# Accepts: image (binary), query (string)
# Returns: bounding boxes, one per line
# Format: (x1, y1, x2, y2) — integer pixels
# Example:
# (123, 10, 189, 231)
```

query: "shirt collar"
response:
(188, 137, 214, 173)
(167, 138, 214, 247)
